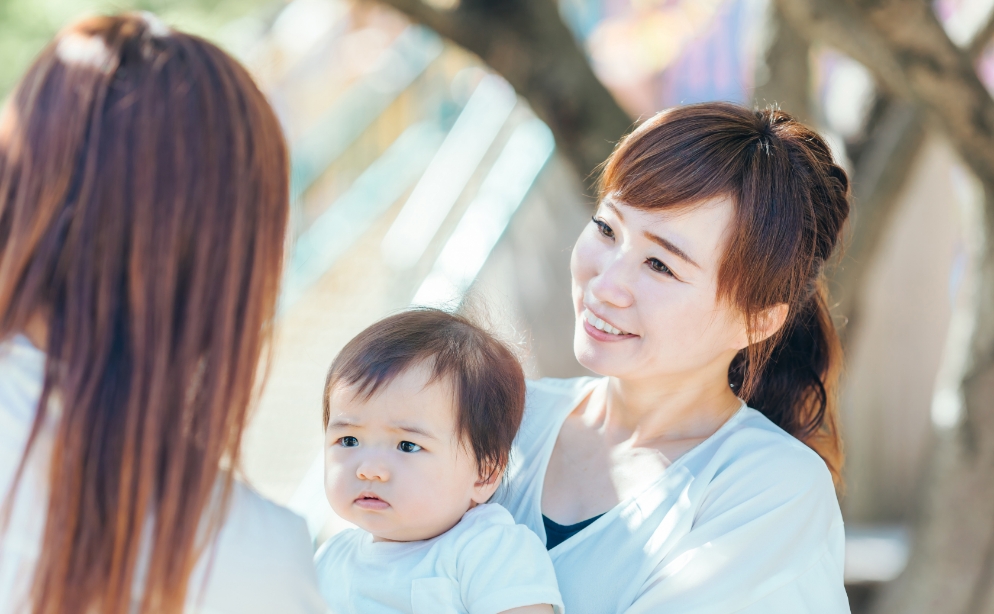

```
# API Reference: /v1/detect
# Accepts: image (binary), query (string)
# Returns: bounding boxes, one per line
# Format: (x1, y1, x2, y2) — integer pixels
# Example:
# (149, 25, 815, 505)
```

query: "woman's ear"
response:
(471, 468, 503, 505)
(751, 303, 789, 344)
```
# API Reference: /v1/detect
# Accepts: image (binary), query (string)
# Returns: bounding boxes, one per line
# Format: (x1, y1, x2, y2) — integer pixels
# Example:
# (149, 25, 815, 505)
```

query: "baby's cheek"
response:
(323, 462, 352, 509)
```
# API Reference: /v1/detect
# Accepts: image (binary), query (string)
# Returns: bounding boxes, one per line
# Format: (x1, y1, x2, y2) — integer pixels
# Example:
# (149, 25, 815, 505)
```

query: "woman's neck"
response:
(23, 313, 49, 349)
(596, 366, 742, 446)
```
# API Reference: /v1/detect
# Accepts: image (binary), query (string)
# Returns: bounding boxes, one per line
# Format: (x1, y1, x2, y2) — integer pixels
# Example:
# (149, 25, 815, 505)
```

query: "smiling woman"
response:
(497, 102, 852, 613)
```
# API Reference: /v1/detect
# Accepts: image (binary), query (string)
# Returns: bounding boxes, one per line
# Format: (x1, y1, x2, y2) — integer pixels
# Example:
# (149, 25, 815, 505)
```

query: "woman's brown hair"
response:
(600, 102, 849, 483)
(0, 13, 288, 613)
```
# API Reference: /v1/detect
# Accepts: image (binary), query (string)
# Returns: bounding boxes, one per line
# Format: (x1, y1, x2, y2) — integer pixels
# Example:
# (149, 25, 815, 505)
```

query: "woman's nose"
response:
(356, 458, 390, 482)
(588, 255, 635, 308)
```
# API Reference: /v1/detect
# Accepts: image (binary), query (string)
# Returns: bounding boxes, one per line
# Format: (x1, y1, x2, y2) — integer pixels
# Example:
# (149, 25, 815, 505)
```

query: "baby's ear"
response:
(471, 467, 503, 504)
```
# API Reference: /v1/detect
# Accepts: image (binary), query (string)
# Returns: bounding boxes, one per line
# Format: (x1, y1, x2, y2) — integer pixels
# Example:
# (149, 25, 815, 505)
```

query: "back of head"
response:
(0, 13, 288, 613)
(601, 102, 850, 483)
(324, 308, 526, 483)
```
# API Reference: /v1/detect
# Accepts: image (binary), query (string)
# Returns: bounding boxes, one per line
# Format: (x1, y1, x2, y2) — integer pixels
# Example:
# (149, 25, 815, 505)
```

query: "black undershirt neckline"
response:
(542, 514, 604, 550)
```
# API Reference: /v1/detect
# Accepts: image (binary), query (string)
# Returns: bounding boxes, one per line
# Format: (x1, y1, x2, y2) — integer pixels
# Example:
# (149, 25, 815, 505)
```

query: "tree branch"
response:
(773, 0, 910, 95)
(367, 0, 634, 187)
(839, 0, 994, 188)
(969, 9, 994, 59)
(776, 0, 994, 179)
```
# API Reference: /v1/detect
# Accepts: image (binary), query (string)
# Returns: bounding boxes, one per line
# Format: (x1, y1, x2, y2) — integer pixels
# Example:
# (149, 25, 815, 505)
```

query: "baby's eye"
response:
(398, 441, 422, 453)
(338, 436, 359, 448)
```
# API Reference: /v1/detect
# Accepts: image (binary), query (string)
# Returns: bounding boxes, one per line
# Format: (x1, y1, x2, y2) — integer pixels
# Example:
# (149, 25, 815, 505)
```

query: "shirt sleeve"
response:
(625, 444, 850, 614)
(455, 512, 565, 614)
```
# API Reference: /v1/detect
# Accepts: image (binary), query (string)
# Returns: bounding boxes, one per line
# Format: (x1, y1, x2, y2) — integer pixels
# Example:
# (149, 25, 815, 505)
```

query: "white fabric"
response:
(0, 335, 328, 614)
(314, 502, 564, 614)
(497, 377, 850, 614)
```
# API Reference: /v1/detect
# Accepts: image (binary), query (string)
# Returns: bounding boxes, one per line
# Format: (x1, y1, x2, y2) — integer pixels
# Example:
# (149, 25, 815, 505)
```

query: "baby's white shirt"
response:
(314, 503, 564, 614)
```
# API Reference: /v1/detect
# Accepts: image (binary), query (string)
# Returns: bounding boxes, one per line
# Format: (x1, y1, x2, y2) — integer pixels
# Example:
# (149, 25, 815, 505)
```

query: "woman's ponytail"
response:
(730, 280, 843, 482)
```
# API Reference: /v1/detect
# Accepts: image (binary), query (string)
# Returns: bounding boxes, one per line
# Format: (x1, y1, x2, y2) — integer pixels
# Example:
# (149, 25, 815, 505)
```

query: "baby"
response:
(314, 308, 563, 614)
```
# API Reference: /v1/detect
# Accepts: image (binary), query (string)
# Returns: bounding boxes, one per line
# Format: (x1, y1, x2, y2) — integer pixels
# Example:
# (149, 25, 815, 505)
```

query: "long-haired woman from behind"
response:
(0, 14, 325, 614)
(498, 103, 851, 612)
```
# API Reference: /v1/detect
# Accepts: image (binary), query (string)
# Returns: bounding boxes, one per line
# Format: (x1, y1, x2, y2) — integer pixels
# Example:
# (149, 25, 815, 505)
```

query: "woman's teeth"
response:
(584, 309, 628, 336)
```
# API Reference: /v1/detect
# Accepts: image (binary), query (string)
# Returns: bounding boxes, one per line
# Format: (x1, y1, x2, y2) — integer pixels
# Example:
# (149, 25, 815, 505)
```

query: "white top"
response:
(314, 502, 564, 614)
(0, 335, 328, 614)
(497, 377, 850, 614)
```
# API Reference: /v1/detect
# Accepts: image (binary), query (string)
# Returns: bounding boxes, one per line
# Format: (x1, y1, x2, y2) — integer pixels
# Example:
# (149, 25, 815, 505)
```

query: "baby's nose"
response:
(356, 459, 389, 482)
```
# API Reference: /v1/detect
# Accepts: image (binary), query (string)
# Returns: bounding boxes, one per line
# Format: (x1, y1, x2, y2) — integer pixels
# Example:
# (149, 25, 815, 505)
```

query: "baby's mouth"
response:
(354, 493, 390, 511)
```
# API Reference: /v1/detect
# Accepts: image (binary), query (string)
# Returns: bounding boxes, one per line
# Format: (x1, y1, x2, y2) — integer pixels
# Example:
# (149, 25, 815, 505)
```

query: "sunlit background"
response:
(4, 0, 994, 610)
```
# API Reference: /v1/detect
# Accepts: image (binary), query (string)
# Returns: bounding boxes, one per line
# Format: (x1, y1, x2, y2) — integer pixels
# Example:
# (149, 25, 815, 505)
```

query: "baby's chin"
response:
(368, 524, 446, 543)
(363, 511, 467, 543)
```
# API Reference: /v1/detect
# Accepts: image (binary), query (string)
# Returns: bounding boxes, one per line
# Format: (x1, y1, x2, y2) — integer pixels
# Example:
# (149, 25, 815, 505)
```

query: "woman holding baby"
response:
(314, 103, 850, 613)
(498, 103, 851, 612)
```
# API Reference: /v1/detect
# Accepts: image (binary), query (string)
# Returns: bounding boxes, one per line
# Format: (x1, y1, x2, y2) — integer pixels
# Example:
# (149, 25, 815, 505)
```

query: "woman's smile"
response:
(581, 308, 637, 342)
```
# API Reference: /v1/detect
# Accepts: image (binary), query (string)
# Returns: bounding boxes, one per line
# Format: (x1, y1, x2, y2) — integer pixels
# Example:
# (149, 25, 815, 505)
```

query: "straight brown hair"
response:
(600, 102, 849, 483)
(0, 13, 289, 613)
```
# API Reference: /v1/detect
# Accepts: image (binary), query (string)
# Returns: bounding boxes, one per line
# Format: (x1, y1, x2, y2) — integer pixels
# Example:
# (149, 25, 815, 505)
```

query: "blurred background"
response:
(3, 0, 993, 611)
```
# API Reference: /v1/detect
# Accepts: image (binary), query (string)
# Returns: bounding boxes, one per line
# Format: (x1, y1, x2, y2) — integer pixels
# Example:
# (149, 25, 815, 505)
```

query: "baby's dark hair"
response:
(322, 308, 526, 482)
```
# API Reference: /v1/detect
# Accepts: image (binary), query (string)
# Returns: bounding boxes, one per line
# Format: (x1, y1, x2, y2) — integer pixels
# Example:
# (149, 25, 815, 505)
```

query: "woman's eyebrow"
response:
(604, 198, 700, 268)
(603, 199, 625, 219)
(643, 231, 700, 268)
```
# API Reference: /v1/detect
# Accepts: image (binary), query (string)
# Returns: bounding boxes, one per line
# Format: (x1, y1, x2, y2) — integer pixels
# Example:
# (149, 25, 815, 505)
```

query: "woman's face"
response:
(570, 196, 749, 384)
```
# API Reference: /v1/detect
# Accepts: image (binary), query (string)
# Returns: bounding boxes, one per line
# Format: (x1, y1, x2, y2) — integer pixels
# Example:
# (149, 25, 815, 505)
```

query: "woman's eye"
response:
(647, 258, 674, 277)
(398, 441, 422, 453)
(339, 436, 359, 448)
(592, 216, 614, 239)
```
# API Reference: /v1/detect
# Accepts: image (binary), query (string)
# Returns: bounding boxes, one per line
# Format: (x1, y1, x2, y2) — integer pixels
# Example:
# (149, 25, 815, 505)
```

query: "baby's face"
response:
(324, 362, 498, 542)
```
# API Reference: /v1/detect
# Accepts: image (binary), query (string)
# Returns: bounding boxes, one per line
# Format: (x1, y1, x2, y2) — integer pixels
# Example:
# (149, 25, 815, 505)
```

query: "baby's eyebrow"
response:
(327, 418, 360, 429)
(393, 424, 437, 440)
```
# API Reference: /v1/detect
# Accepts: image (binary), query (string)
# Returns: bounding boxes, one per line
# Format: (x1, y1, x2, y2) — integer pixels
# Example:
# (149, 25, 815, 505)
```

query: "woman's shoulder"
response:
(693, 405, 839, 519)
(223, 480, 311, 537)
(721, 407, 833, 482)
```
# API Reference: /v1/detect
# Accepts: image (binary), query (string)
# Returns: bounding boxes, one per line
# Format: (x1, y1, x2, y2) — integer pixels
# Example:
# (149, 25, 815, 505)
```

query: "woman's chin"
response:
(574, 334, 632, 377)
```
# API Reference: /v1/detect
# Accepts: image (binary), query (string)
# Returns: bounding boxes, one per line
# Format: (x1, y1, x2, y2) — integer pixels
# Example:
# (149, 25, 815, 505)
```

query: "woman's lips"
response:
(583, 318, 636, 342)
(581, 308, 638, 342)
(354, 494, 390, 510)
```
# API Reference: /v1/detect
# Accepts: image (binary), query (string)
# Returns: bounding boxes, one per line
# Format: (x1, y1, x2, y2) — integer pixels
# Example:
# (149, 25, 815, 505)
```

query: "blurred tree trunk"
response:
(754, 8, 812, 124)
(832, 99, 925, 342)
(779, 0, 994, 611)
(366, 0, 633, 188)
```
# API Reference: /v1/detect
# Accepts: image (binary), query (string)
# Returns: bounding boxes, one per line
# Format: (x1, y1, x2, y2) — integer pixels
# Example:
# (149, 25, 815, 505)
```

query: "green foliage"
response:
(0, 0, 280, 96)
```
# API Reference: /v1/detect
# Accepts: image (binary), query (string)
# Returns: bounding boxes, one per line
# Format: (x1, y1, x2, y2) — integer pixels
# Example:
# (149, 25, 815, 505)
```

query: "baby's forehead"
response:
(327, 367, 462, 434)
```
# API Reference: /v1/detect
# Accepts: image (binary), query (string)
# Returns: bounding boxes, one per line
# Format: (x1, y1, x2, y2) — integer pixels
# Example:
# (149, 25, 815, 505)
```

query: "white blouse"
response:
(0, 335, 328, 614)
(497, 377, 850, 614)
